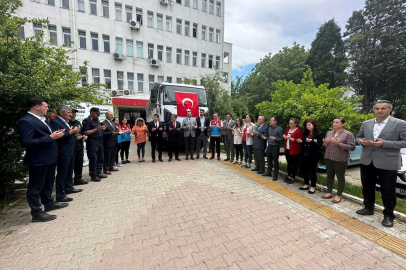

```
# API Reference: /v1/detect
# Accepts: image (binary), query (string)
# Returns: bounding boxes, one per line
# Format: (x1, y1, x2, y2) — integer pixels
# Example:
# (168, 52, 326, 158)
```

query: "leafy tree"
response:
(306, 19, 347, 88)
(256, 69, 373, 134)
(0, 0, 102, 199)
(230, 76, 249, 119)
(344, 0, 406, 113)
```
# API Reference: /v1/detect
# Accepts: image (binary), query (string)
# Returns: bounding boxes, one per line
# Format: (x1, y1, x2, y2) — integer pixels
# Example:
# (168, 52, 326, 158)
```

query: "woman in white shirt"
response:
(233, 118, 244, 165)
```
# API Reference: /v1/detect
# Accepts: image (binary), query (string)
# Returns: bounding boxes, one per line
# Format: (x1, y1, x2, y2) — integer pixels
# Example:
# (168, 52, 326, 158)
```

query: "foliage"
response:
(306, 19, 347, 88)
(256, 69, 373, 133)
(0, 0, 103, 199)
(344, 0, 406, 113)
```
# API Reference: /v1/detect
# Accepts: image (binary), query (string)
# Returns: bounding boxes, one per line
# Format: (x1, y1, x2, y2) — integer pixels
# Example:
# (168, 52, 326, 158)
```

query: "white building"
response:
(17, 0, 232, 120)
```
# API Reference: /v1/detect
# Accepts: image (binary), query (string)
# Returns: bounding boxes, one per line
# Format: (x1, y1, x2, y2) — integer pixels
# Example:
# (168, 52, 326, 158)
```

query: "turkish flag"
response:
(175, 92, 199, 117)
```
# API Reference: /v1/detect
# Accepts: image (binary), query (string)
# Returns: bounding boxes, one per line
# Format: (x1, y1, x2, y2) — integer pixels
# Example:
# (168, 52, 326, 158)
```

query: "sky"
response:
(225, 0, 366, 79)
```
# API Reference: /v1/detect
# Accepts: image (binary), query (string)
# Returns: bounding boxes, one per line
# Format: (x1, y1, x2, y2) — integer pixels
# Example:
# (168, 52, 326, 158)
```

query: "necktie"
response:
(155, 122, 157, 128)
(173, 122, 176, 129)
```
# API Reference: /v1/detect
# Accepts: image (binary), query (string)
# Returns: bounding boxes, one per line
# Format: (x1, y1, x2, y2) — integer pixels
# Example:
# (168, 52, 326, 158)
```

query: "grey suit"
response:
(253, 124, 269, 172)
(356, 116, 406, 218)
(182, 117, 197, 157)
(224, 119, 236, 160)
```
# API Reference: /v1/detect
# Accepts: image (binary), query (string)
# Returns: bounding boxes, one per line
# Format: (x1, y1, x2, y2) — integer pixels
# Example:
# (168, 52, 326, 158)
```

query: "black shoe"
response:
(66, 188, 83, 194)
(283, 176, 290, 183)
(382, 217, 394, 227)
(98, 174, 108, 179)
(272, 178, 278, 181)
(152, 159, 156, 163)
(159, 158, 163, 162)
(169, 158, 172, 162)
(91, 177, 101, 182)
(299, 186, 310, 190)
(251, 168, 259, 172)
(186, 156, 189, 160)
(74, 179, 88, 185)
(126, 160, 131, 163)
(196, 155, 200, 159)
(209, 156, 214, 160)
(203, 156, 208, 159)
(176, 158, 181, 161)
(356, 208, 374, 216)
(285, 178, 294, 184)
(44, 202, 69, 212)
(56, 197, 73, 202)
(191, 157, 195, 160)
(122, 160, 127, 164)
(230, 160, 234, 163)
(257, 171, 265, 174)
(217, 156, 220, 160)
(224, 158, 230, 161)
(262, 172, 272, 176)
(32, 212, 57, 222)
(308, 190, 315, 194)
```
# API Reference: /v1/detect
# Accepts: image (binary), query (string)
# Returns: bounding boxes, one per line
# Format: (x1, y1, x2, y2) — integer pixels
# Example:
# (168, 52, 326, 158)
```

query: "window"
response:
(166, 47, 172, 63)
(115, 3, 122, 20)
(157, 45, 163, 61)
(33, 23, 43, 37)
(48, 25, 57, 45)
(18, 26, 25, 39)
(103, 35, 110, 52)
(136, 41, 143, 57)
(158, 76, 164, 83)
(90, 0, 97, 15)
(137, 73, 144, 92)
(128, 72, 134, 91)
(104, 69, 112, 89)
(201, 53, 206, 68)
(136, 8, 142, 25)
(216, 29, 220, 43)
(167, 76, 172, 83)
(208, 55, 213, 68)
(47, 0, 55, 5)
(116, 37, 123, 54)
(223, 72, 228, 83)
(91, 32, 98, 50)
(209, 0, 214, 14)
(126, 6, 132, 22)
(147, 11, 153, 27)
(166, 16, 172, 32)
(80, 66, 87, 87)
(202, 26, 206, 40)
(176, 78, 182, 84)
(202, 0, 207, 12)
(184, 50, 190, 65)
(32, 0, 40, 2)
(193, 0, 198, 9)
(92, 68, 100, 83)
(62, 27, 71, 46)
(209, 28, 213, 42)
(149, 75, 155, 92)
(216, 1, 221, 16)
(117, 71, 124, 90)
(176, 19, 182, 34)
(102, 1, 109, 18)
(148, 43, 154, 59)
(78, 30, 86, 49)
(176, 0, 181, 3)
(224, 52, 229, 63)
(185, 0, 190, 6)
(127, 39, 133, 56)
(61, 0, 69, 9)
(193, 52, 197, 66)
(157, 14, 163, 30)
(193, 23, 198, 38)
(78, 0, 85, 12)
(176, 49, 182, 64)
(185, 21, 190, 36)
(215, 56, 220, 69)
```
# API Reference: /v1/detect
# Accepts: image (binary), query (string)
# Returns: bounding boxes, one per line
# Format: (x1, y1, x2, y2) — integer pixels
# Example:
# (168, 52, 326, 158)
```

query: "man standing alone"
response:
(223, 113, 236, 162)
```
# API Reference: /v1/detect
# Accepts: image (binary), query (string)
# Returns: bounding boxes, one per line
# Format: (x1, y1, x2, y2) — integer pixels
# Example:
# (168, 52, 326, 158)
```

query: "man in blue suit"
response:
(50, 105, 83, 202)
(17, 98, 67, 222)
(252, 116, 269, 174)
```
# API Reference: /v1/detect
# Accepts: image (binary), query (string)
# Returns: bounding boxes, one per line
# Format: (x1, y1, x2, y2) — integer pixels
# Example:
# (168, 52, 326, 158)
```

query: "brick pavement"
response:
(1, 143, 406, 270)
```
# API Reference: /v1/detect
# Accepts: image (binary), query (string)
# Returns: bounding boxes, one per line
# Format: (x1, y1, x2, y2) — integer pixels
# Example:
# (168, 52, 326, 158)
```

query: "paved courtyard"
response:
(1, 144, 406, 270)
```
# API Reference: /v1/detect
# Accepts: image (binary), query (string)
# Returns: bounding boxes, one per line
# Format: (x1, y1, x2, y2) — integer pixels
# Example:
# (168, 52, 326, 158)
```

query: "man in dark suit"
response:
(17, 97, 67, 222)
(50, 105, 83, 203)
(196, 109, 210, 159)
(356, 100, 406, 227)
(148, 114, 164, 162)
(167, 114, 182, 162)
(102, 111, 119, 174)
(252, 116, 269, 174)
(69, 109, 88, 185)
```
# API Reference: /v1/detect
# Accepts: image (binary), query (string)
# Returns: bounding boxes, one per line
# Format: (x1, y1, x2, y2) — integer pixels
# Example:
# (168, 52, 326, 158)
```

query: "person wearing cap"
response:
(82, 107, 107, 182)
(69, 109, 88, 185)
(102, 111, 120, 174)
(182, 109, 197, 160)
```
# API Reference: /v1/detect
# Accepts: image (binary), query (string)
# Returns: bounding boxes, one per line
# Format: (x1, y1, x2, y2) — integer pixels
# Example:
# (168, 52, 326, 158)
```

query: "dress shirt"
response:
(373, 116, 390, 140)
(154, 121, 159, 128)
(200, 117, 205, 127)
(58, 116, 70, 128)
(28, 111, 52, 133)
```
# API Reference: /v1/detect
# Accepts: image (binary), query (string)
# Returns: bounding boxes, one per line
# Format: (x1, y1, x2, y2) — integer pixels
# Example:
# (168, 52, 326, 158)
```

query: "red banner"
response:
(175, 92, 199, 117)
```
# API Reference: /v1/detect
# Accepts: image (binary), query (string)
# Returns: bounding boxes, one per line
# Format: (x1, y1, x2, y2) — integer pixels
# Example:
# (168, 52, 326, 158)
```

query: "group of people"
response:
(17, 98, 406, 228)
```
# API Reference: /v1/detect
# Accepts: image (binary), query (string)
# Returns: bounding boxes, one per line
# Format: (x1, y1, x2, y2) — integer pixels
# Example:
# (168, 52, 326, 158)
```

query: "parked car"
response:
(318, 144, 362, 170)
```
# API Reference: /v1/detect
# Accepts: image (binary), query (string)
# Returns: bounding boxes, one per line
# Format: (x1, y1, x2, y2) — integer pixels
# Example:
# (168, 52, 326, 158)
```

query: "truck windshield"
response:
(163, 85, 207, 106)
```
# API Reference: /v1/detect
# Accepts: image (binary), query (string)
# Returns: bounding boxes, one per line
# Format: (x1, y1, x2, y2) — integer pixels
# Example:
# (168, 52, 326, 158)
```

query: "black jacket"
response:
(148, 121, 164, 142)
(69, 119, 84, 150)
(300, 131, 325, 161)
(196, 117, 210, 137)
(50, 117, 76, 156)
(167, 120, 181, 142)
(102, 119, 118, 148)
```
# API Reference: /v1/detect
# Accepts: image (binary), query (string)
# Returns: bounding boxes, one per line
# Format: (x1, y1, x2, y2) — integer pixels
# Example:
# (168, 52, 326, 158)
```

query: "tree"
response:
(306, 19, 347, 88)
(344, 0, 406, 113)
(0, 0, 103, 199)
(230, 76, 249, 119)
(239, 43, 309, 115)
(256, 69, 373, 134)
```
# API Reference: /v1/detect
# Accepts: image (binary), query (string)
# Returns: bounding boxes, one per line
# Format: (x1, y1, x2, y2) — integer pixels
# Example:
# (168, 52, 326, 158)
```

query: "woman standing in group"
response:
(283, 118, 303, 184)
(119, 117, 132, 164)
(242, 114, 256, 169)
(113, 117, 123, 167)
(233, 118, 244, 165)
(131, 118, 148, 162)
(298, 119, 325, 194)
(322, 118, 356, 203)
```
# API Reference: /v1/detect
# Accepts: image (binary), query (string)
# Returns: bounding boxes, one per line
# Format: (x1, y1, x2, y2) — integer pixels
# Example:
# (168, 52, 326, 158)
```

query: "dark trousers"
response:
(151, 140, 163, 160)
(254, 148, 266, 172)
(243, 141, 253, 163)
(121, 141, 131, 160)
(104, 146, 116, 172)
(87, 139, 104, 177)
(210, 137, 221, 156)
(225, 136, 235, 160)
(55, 154, 74, 199)
(196, 132, 208, 157)
(301, 156, 319, 187)
(325, 159, 347, 196)
(168, 141, 179, 159)
(137, 142, 146, 158)
(27, 164, 56, 217)
(234, 144, 243, 161)
(184, 135, 195, 157)
(116, 143, 122, 163)
(74, 148, 84, 180)
(361, 162, 397, 218)
(285, 150, 300, 179)
(266, 145, 280, 178)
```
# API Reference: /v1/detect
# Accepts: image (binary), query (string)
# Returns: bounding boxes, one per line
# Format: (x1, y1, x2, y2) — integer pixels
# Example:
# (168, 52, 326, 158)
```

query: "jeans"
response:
(137, 142, 146, 158)
(210, 137, 221, 156)
(234, 144, 243, 161)
(120, 141, 131, 160)
(243, 141, 253, 163)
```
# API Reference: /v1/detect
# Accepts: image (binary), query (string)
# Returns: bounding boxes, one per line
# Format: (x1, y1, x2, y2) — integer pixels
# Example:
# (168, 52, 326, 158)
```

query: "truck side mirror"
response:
(211, 93, 216, 107)
(150, 89, 158, 104)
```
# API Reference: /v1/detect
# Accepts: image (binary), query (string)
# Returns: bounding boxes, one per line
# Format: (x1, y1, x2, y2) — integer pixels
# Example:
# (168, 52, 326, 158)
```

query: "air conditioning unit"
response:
(150, 58, 160, 67)
(124, 90, 130, 95)
(113, 53, 124, 60)
(112, 90, 118, 96)
(160, 0, 169, 5)
(129, 20, 140, 30)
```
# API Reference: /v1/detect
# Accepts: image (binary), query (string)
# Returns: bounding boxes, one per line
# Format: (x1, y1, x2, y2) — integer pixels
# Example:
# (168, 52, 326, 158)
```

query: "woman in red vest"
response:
(283, 118, 303, 184)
